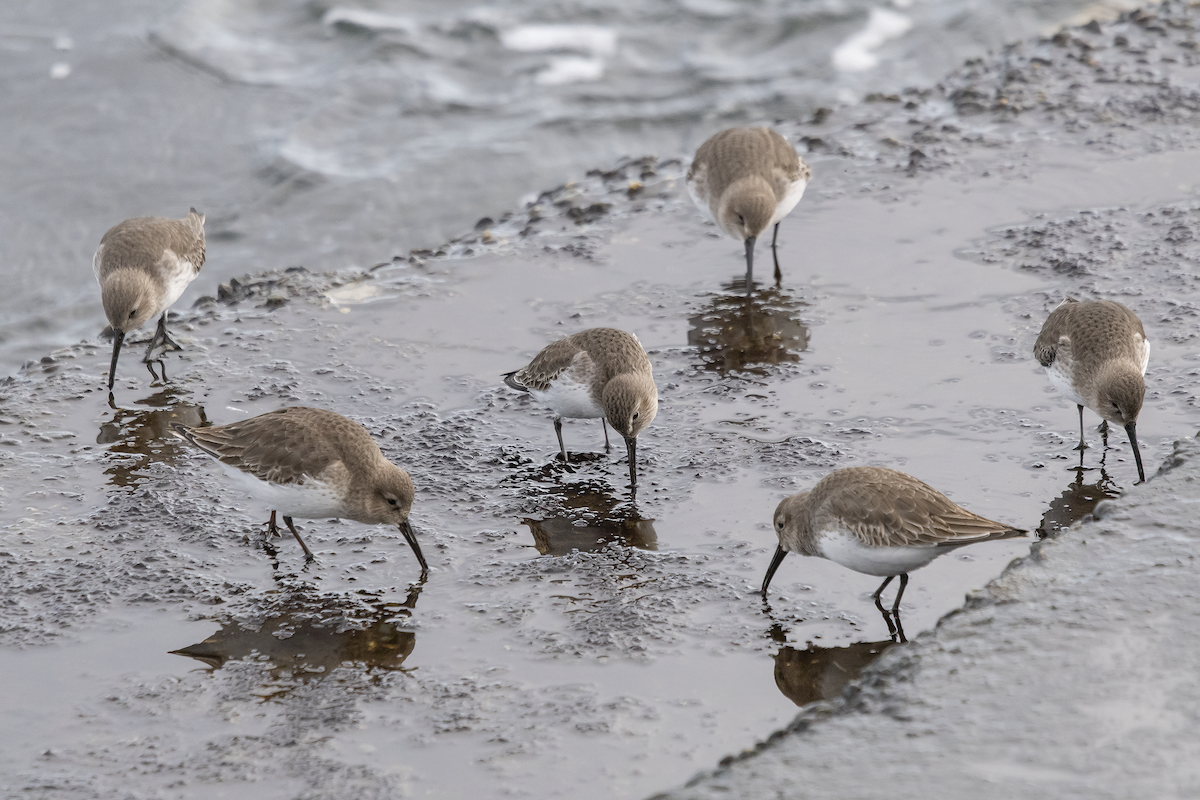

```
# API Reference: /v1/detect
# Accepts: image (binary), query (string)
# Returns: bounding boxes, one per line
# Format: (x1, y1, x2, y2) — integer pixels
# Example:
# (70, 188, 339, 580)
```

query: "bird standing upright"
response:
(686, 127, 810, 286)
(1034, 298, 1149, 483)
(95, 208, 206, 388)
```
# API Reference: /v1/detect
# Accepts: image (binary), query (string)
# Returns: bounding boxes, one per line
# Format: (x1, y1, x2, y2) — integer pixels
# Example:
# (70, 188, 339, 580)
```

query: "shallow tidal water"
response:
(4, 136, 1200, 796)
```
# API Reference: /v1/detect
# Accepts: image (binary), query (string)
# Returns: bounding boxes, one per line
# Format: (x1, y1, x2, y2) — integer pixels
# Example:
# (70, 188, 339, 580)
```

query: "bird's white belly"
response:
(1138, 337, 1151, 375)
(1045, 359, 1085, 408)
(220, 463, 347, 520)
(818, 529, 943, 577)
(158, 250, 199, 314)
(769, 177, 808, 227)
(531, 374, 604, 420)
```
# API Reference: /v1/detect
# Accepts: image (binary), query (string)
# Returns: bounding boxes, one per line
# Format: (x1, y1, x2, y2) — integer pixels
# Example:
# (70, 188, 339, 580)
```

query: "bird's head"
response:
(1095, 366, 1145, 427)
(720, 179, 775, 242)
(772, 491, 812, 552)
(602, 373, 659, 439)
(101, 270, 158, 333)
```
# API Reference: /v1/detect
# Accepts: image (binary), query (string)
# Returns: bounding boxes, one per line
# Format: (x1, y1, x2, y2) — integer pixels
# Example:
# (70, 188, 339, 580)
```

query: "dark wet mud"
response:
(6, 4, 1200, 798)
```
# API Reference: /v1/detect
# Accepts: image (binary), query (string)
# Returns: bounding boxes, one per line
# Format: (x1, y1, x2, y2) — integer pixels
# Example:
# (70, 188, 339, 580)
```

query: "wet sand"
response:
(4, 3, 1200, 798)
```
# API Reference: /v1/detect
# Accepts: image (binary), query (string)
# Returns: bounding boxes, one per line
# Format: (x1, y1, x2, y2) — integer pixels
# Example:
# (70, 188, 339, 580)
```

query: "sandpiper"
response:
(94, 209, 206, 388)
(171, 406, 427, 574)
(1034, 298, 1149, 483)
(503, 327, 658, 489)
(761, 467, 1025, 626)
(686, 127, 811, 285)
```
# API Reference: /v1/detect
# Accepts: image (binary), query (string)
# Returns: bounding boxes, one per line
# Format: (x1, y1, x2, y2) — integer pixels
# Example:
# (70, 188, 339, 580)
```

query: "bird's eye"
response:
(129, 310, 137, 318)
(632, 412, 640, 420)
(738, 214, 745, 225)
(386, 498, 397, 506)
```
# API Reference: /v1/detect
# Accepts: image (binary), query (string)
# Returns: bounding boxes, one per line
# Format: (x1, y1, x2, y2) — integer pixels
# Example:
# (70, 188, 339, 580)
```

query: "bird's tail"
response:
(502, 371, 529, 392)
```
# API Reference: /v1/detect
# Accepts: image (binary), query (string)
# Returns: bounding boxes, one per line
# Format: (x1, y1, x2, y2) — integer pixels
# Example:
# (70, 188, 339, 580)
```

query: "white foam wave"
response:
(831, 7, 913, 72)
(500, 25, 617, 56)
(536, 56, 606, 85)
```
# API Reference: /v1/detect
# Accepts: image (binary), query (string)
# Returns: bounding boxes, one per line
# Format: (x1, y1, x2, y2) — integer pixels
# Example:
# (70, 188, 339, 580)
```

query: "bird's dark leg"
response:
(891, 573, 909, 616)
(771, 222, 782, 286)
(1073, 404, 1088, 451)
(265, 510, 282, 537)
(282, 515, 316, 563)
(553, 416, 568, 463)
(873, 576, 898, 639)
(873, 574, 910, 644)
(872, 575, 895, 605)
(153, 312, 183, 352)
(1100, 420, 1110, 449)
(602, 419, 612, 453)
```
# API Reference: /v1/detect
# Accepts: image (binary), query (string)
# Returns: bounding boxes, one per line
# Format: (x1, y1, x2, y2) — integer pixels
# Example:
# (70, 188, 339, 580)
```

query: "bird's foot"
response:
(157, 330, 184, 353)
(143, 359, 166, 385)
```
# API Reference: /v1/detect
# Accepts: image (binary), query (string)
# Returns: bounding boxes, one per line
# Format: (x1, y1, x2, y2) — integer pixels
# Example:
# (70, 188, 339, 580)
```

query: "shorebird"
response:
(761, 467, 1025, 634)
(1034, 298, 1149, 483)
(503, 327, 658, 489)
(171, 406, 427, 574)
(686, 127, 810, 285)
(94, 209, 206, 388)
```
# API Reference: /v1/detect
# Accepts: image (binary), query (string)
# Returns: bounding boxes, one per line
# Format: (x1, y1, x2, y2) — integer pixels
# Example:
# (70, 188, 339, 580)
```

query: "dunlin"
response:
(761, 467, 1024, 628)
(95, 209, 206, 388)
(171, 406, 427, 574)
(686, 127, 811, 284)
(1034, 298, 1149, 483)
(503, 327, 658, 489)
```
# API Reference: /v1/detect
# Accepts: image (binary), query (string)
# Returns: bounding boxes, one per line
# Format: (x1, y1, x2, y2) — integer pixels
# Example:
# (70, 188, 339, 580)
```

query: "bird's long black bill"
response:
(625, 436, 637, 490)
(401, 519, 429, 576)
(744, 236, 756, 285)
(1125, 421, 1146, 483)
(107, 329, 125, 389)
(761, 544, 788, 599)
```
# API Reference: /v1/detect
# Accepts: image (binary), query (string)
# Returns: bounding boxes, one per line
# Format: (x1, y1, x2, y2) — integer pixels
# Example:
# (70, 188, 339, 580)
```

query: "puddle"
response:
(4, 143, 1200, 797)
(772, 641, 895, 707)
(171, 586, 422, 695)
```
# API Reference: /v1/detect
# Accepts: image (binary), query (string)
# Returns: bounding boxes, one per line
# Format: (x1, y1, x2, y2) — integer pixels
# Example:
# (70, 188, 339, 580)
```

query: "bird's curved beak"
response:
(761, 544, 788, 599)
(108, 329, 125, 389)
(1125, 421, 1146, 483)
(400, 519, 429, 577)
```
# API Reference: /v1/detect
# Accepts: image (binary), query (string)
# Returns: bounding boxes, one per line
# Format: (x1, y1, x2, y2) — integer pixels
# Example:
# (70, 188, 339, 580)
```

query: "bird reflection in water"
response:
(523, 483, 656, 555)
(96, 386, 207, 487)
(1037, 462, 1120, 539)
(688, 280, 809, 374)
(767, 623, 894, 707)
(171, 584, 422, 693)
